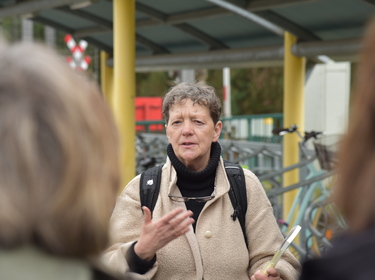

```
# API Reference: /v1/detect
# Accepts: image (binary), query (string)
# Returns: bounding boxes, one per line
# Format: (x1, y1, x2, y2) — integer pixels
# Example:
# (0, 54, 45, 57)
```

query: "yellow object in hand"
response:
(262, 225, 301, 275)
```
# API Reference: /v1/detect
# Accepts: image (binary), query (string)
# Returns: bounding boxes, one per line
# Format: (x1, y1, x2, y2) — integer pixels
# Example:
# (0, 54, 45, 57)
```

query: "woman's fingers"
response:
(156, 207, 194, 232)
(136, 207, 194, 261)
(171, 212, 195, 235)
(159, 207, 186, 224)
(152, 208, 194, 241)
(251, 268, 281, 280)
(142, 206, 152, 224)
(137, 207, 194, 257)
(168, 209, 194, 227)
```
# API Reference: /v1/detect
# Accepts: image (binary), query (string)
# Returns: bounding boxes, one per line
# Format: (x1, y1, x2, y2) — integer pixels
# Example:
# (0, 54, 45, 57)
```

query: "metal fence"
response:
(221, 113, 283, 143)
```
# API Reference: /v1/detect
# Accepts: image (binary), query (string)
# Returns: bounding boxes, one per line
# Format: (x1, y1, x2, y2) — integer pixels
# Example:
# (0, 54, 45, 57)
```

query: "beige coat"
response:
(102, 158, 301, 280)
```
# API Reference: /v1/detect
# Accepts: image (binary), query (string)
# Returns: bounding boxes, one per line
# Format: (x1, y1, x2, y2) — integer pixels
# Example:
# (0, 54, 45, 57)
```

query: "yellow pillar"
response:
(100, 50, 114, 110)
(113, 0, 136, 190)
(283, 32, 305, 222)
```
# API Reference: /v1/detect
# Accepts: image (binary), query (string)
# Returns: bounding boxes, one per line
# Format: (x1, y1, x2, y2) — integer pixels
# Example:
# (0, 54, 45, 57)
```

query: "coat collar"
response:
(164, 157, 230, 200)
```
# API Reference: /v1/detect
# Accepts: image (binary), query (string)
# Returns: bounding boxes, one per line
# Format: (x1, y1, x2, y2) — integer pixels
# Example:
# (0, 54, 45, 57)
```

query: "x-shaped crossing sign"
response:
(64, 34, 91, 71)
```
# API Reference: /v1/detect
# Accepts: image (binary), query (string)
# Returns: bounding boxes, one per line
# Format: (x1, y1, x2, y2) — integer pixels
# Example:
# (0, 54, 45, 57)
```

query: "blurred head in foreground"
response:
(334, 16, 375, 233)
(299, 15, 375, 280)
(0, 41, 120, 258)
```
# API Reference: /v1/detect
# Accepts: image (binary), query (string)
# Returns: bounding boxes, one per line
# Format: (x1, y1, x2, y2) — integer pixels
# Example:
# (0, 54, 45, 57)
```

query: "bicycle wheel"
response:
(304, 198, 347, 257)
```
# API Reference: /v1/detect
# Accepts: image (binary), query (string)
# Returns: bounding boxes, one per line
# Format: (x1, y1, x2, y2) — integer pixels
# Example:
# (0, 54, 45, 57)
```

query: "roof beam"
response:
(246, 0, 320, 10)
(32, 16, 113, 54)
(254, 10, 321, 41)
(56, 6, 113, 37)
(52, 3, 167, 53)
(136, 0, 317, 28)
(105, 38, 361, 71)
(173, 23, 228, 50)
(137, 7, 228, 28)
(293, 38, 361, 59)
(133, 45, 286, 71)
(136, 2, 228, 50)
(206, 0, 321, 43)
(206, 0, 284, 36)
(136, 34, 170, 54)
(136, 2, 167, 22)
(58, 6, 112, 28)
(0, 0, 85, 19)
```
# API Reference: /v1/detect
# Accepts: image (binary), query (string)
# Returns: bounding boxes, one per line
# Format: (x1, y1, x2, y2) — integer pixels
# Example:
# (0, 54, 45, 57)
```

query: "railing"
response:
(221, 113, 283, 143)
(136, 120, 165, 133)
(136, 113, 283, 142)
(136, 133, 282, 176)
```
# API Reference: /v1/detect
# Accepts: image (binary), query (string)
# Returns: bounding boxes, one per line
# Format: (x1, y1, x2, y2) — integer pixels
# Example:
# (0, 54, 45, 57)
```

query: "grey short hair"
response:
(162, 82, 222, 124)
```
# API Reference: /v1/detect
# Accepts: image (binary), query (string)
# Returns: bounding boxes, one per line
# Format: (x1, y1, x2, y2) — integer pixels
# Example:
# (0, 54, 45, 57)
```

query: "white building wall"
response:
(305, 62, 351, 135)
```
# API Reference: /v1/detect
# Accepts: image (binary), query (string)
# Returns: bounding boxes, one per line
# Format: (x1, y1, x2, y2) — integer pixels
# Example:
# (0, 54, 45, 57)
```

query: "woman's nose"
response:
(182, 122, 193, 135)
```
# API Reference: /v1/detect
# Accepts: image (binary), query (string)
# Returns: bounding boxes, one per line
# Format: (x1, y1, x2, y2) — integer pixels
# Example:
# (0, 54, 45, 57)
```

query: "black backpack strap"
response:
(224, 160, 248, 247)
(139, 164, 163, 217)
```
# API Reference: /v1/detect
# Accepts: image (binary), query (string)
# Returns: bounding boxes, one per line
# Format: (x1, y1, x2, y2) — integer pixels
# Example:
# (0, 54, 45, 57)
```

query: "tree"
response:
(136, 72, 171, 97)
(230, 67, 283, 115)
(206, 67, 284, 115)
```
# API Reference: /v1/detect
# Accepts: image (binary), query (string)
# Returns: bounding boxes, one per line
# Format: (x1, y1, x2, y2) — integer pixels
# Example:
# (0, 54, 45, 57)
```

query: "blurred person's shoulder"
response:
(92, 257, 146, 280)
(0, 245, 135, 280)
(300, 226, 375, 280)
(91, 264, 138, 280)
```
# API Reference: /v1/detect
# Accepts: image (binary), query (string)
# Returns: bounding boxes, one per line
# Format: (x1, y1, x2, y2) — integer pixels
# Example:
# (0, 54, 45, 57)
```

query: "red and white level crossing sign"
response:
(64, 34, 91, 71)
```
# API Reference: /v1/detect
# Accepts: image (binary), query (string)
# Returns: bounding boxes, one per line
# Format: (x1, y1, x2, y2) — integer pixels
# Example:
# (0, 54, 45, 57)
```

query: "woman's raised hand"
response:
(134, 207, 194, 261)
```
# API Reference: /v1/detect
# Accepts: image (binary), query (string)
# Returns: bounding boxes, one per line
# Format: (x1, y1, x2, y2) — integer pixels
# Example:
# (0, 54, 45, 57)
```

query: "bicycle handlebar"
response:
(272, 124, 324, 144)
(304, 131, 324, 141)
(272, 124, 298, 136)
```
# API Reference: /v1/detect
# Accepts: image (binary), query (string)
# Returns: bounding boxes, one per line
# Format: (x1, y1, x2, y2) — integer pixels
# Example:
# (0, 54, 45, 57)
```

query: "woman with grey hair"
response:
(103, 82, 301, 279)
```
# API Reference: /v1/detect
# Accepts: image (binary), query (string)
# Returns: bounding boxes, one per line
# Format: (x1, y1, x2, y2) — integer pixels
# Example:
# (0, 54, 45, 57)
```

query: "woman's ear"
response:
(213, 121, 222, 142)
(165, 124, 170, 140)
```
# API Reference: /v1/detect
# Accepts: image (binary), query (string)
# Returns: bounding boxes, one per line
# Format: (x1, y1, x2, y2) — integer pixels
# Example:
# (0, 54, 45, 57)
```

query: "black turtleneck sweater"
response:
(167, 142, 221, 230)
(128, 142, 222, 274)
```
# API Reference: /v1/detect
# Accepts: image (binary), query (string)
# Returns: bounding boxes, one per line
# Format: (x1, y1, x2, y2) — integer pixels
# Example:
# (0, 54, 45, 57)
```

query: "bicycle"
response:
(260, 124, 346, 259)
(136, 133, 167, 174)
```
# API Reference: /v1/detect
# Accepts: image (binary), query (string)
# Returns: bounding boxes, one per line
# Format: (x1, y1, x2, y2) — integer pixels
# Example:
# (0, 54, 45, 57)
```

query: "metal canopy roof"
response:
(0, 0, 374, 71)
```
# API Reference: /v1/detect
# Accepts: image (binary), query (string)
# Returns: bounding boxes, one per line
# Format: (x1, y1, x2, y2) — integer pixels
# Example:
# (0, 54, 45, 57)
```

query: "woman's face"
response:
(166, 99, 222, 172)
